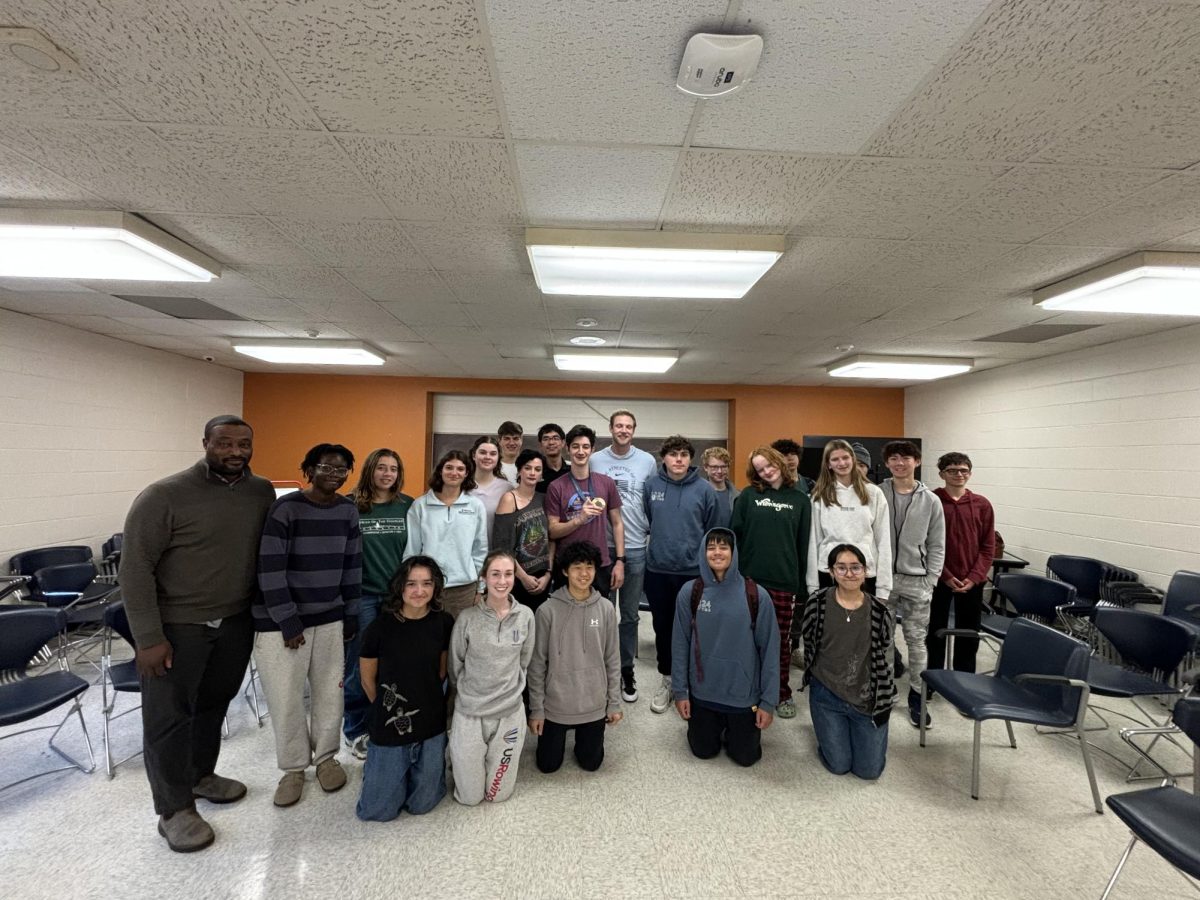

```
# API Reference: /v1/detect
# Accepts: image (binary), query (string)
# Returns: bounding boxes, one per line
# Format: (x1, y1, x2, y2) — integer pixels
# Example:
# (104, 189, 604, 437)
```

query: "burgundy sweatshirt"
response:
(934, 487, 995, 586)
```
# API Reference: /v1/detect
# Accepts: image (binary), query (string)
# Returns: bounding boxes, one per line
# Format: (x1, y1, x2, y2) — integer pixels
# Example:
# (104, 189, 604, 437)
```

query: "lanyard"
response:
(569, 473, 594, 510)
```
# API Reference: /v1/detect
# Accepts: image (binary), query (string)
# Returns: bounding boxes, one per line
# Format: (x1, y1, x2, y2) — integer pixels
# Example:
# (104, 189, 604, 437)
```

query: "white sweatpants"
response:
(448, 704, 527, 805)
(254, 621, 345, 772)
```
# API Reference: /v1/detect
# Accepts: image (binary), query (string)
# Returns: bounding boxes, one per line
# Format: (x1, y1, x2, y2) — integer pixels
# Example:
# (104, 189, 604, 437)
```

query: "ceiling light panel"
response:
(233, 340, 385, 366)
(553, 347, 678, 374)
(527, 228, 783, 299)
(1033, 251, 1200, 315)
(827, 354, 973, 381)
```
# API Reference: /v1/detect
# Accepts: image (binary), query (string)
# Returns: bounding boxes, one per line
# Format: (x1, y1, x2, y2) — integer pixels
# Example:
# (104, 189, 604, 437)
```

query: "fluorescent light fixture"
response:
(1034, 251, 1200, 315)
(233, 340, 385, 366)
(827, 354, 973, 381)
(526, 228, 783, 299)
(553, 347, 679, 374)
(0, 210, 220, 281)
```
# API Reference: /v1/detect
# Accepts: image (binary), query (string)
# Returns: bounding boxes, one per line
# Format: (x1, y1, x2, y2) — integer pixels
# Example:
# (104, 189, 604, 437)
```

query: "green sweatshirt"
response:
(120, 460, 276, 648)
(730, 483, 814, 597)
(358, 494, 414, 595)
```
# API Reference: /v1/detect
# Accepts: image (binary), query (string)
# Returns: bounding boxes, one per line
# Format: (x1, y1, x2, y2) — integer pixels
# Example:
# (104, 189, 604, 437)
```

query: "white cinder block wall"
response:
(905, 323, 1200, 589)
(0, 308, 243, 566)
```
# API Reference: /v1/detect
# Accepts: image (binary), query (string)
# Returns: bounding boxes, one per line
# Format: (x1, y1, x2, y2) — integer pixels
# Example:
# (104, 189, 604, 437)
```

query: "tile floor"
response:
(1, 619, 1196, 900)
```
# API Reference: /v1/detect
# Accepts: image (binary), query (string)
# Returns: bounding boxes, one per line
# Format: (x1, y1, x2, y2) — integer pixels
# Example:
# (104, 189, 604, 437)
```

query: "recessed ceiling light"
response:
(553, 348, 678, 374)
(527, 228, 783, 299)
(569, 335, 606, 346)
(1033, 251, 1200, 315)
(1, 27, 78, 74)
(0, 210, 219, 281)
(575, 317, 599, 328)
(827, 354, 973, 381)
(233, 340, 385, 366)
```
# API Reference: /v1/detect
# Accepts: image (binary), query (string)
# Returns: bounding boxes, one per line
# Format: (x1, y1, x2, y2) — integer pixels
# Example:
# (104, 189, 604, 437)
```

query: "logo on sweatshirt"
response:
(698, 598, 712, 613)
(512, 629, 523, 644)
(755, 498, 794, 511)
(589, 617, 599, 627)
(650, 490, 666, 503)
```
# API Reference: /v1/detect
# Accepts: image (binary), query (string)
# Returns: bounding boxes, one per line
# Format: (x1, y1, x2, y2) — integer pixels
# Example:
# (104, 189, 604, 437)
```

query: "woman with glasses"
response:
(799, 543, 896, 780)
(468, 435, 513, 545)
(405, 450, 488, 619)
(807, 439, 892, 603)
(700, 446, 740, 527)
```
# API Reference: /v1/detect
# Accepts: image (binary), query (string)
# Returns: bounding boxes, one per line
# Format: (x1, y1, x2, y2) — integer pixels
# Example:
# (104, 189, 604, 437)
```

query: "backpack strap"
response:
(689, 578, 706, 683)
(744, 577, 759, 629)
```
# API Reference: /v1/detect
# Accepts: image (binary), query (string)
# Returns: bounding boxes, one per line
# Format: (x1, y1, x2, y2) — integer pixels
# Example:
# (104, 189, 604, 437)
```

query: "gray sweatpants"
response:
(890, 574, 933, 695)
(448, 704, 527, 805)
(254, 621, 345, 772)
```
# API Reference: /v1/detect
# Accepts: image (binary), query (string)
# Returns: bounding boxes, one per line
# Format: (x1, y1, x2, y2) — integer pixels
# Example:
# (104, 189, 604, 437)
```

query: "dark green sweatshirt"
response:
(730, 483, 813, 597)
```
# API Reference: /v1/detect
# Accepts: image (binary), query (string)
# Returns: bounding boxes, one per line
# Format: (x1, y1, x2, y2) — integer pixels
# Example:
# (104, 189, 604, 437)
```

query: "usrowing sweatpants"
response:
(448, 704, 527, 805)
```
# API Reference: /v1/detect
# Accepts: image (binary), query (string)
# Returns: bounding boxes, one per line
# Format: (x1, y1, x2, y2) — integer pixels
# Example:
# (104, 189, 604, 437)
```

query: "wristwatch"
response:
(614, 555, 626, 563)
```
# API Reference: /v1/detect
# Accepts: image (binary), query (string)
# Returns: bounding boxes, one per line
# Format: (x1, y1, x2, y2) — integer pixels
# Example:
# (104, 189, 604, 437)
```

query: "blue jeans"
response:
(808, 677, 889, 780)
(343, 593, 382, 740)
(356, 733, 447, 821)
(612, 546, 645, 671)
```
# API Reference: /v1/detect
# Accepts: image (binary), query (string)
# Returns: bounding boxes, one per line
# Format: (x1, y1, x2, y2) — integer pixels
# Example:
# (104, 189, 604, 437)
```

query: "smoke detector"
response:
(676, 33, 763, 98)
(1, 28, 78, 74)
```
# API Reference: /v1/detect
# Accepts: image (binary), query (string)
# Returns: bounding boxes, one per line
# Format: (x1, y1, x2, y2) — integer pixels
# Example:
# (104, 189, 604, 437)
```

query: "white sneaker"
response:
(344, 733, 368, 760)
(650, 675, 672, 714)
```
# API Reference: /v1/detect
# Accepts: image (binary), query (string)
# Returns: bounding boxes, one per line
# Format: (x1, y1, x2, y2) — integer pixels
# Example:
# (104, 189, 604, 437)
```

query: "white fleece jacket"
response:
(807, 481, 892, 600)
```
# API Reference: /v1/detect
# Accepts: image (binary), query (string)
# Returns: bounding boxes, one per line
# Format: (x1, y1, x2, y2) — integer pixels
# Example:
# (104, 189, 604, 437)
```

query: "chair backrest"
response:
(997, 618, 1090, 720)
(1173, 696, 1200, 747)
(102, 533, 123, 558)
(0, 608, 66, 673)
(994, 572, 1077, 620)
(1163, 570, 1200, 624)
(9, 545, 93, 576)
(1045, 555, 1109, 603)
(102, 601, 136, 649)
(32, 562, 98, 599)
(1093, 607, 1193, 678)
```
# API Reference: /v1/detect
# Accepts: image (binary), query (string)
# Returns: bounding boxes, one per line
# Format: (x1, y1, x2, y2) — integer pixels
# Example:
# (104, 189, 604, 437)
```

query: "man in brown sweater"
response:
(120, 415, 275, 852)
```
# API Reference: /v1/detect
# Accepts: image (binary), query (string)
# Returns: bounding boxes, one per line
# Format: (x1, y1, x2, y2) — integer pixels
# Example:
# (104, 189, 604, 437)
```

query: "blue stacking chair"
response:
(1161, 571, 1200, 658)
(920, 618, 1101, 813)
(100, 601, 142, 777)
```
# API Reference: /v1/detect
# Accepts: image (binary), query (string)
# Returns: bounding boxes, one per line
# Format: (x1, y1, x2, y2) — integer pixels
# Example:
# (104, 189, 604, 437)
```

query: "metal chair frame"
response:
(99, 602, 142, 777)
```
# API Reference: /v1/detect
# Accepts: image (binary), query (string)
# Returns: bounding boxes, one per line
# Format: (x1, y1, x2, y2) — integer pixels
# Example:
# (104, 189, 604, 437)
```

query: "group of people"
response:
(119, 410, 995, 853)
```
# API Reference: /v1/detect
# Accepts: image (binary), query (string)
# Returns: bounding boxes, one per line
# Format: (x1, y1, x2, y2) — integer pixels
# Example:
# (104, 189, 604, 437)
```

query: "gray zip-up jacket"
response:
(527, 586, 621, 725)
(449, 596, 536, 718)
(880, 479, 947, 592)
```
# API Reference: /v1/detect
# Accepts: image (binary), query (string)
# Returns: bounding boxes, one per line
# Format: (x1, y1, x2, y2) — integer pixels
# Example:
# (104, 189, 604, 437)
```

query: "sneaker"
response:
(316, 758, 347, 793)
(776, 698, 797, 719)
(790, 648, 806, 669)
(192, 773, 246, 804)
(344, 733, 369, 760)
(621, 667, 638, 703)
(908, 689, 932, 729)
(650, 675, 672, 714)
(158, 807, 214, 853)
(273, 772, 305, 807)
(894, 648, 907, 680)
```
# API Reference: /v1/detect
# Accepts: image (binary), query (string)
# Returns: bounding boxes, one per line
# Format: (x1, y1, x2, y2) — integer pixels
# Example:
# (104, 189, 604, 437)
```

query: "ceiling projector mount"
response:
(676, 33, 763, 97)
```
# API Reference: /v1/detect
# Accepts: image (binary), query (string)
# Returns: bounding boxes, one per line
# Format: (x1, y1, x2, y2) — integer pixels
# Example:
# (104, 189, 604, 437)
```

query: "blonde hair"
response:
(701, 446, 732, 467)
(745, 446, 796, 492)
(812, 439, 870, 507)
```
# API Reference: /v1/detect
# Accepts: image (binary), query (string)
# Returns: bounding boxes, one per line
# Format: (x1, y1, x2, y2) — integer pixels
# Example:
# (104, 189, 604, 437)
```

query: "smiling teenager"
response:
(494, 449, 554, 614)
(468, 435, 515, 545)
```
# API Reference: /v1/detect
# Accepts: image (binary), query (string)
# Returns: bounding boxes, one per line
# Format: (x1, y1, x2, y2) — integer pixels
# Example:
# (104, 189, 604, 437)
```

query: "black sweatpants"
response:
(535, 718, 606, 773)
(926, 581, 985, 673)
(687, 698, 762, 767)
(139, 611, 252, 815)
(644, 570, 693, 676)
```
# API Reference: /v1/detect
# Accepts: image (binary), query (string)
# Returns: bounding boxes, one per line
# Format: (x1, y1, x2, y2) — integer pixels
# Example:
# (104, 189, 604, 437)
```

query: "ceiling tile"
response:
(849, 240, 1019, 289)
(663, 152, 845, 232)
(866, 0, 1200, 162)
(240, 0, 502, 136)
(339, 137, 521, 223)
(484, 0, 727, 143)
(692, 0, 994, 153)
(622, 302, 715, 333)
(957, 245, 1124, 294)
(379, 300, 473, 327)
(1038, 174, 1200, 247)
(516, 144, 678, 228)
(67, 272, 273, 304)
(238, 267, 369, 303)
(190, 320, 289, 339)
(791, 159, 1010, 240)
(338, 269, 455, 305)
(2, 0, 320, 127)
(269, 219, 427, 268)
(404, 224, 527, 273)
(152, 128, 389, 219)
(0, 122, 249, 213)
(441, 273, 543, 310)
(0, 142, 110, 205)
(0, 46, 129, 120)
(144, 214, 314, 266)
(109, 315, 214, 337)
(39, 314, 154, 335)
(545, 304, 628, 331)
(616, 332, 686, 349)
(753, 236, 906, 294)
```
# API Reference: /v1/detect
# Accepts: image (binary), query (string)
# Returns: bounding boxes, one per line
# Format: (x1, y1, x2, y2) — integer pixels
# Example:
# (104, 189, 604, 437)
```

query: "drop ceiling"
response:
(1, 0, 1199, 385)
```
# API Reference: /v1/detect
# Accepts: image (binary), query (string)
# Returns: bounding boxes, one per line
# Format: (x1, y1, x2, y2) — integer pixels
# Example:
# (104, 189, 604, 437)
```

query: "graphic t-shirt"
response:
(493, 493, 551, 575)
(544, 470, 623, 567)
(590, 445, 657, 549)
(811, 599, 873, 715)
(361, 609, 454, 747)
(358, 495, 413, 595)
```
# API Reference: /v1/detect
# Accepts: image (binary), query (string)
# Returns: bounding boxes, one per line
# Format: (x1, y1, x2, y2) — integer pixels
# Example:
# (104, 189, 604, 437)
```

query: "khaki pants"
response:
(441, 583, 480, 620)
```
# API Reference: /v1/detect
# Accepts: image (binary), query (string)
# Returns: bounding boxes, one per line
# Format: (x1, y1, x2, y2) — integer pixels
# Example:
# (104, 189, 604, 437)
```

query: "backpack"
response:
(688, 576, 760, 683)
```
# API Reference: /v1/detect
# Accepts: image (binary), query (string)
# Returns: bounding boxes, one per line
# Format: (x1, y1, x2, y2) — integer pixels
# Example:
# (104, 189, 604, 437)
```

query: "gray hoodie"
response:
(671, 529, 780, 712)
(449, 596, 536, 718)
(880, 478, 947, 592)
(643, 464, 720, 575)
(527, 585, 621, 725)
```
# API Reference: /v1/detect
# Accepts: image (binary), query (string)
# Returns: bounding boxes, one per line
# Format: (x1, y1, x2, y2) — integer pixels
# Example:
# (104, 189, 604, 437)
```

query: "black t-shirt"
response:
(360, 609, 454, 746)
(535, 461, 570, 494)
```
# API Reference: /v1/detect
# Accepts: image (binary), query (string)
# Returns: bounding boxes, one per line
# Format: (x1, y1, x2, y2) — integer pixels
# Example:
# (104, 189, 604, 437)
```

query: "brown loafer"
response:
(273, 772, 305, 807)
(193, 773, 247, 804)
(315, 758, 347, 793)
(158, 807, 215, 852)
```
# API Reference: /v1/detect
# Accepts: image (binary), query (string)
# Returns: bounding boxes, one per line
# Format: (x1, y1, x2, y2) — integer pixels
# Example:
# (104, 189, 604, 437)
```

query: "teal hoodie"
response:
(670, 530, 780, 712)
(643, 464, 720, 575)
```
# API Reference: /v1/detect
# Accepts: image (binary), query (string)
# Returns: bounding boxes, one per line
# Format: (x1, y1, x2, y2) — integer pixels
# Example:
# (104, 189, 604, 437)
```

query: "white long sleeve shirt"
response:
(807, 481, 892, 600)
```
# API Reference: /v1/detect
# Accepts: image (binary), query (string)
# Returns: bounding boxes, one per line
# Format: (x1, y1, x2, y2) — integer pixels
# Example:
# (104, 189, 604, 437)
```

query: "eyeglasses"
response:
(941, 467, 971, 476)
(832, 564, 865, 575)
(313, 464, 350, 477)
(706, 464, 729, 472)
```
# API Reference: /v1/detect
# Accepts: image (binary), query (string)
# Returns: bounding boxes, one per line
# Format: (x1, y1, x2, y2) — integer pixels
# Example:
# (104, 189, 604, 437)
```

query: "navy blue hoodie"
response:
(643, 464, 720, 575)
(670, 530, 780, 712)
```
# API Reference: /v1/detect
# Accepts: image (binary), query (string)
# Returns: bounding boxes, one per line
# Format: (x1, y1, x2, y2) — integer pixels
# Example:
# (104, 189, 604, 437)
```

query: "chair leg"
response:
(1099, 836, 1138, 900)
(971, 720, 982, 800)
(1005, 720, 1017, 749)
(919, 688, 929, 747)
(103, 699, 114, 779)
(48, 698, 96, 775)
(1076, 720, 1103, 814)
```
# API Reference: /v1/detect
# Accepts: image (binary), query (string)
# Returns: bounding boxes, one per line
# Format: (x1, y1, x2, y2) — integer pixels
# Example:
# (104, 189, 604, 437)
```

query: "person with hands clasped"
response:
(254, 443, 362, 808)
(672, 528, 779, 767)
(493, 449, 554, 614)
(527, 541, 622, 774)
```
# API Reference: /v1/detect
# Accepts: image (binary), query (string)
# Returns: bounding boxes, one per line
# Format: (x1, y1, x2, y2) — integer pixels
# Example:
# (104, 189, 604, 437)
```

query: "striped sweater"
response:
(254, 492, 363, 640)
(799, 587, 896, 725)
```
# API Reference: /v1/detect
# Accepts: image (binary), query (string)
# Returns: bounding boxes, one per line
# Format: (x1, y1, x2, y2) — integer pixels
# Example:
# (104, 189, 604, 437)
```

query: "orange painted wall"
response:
(242, 374, 905, 489)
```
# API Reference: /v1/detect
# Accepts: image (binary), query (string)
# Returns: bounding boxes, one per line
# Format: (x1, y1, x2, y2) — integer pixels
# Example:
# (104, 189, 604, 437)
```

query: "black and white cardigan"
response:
(799, 587, 897, 726)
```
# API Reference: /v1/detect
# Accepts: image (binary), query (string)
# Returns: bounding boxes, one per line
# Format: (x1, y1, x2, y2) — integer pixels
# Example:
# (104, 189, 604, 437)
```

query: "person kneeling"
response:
(799, 544, 896, 780)
(528, 541, 622, 773)
(671, 528, 779, 767)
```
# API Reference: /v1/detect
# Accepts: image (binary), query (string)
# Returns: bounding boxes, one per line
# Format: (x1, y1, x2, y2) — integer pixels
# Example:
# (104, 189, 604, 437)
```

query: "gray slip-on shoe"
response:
(193, 773, 247, 804)
(158, 807, 215, 853)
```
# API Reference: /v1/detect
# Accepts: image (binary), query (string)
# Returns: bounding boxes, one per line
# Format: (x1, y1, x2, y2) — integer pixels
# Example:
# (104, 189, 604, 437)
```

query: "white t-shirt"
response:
(590, 444, 657, 549)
